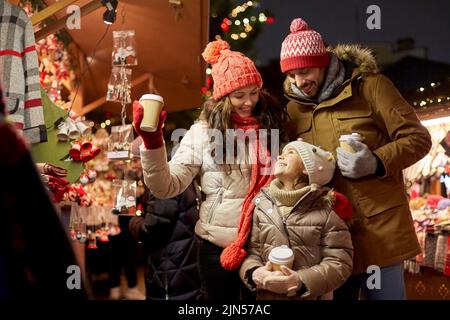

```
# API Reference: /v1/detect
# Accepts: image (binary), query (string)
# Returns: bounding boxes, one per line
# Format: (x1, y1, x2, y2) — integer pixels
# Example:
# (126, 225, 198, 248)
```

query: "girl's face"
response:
(274, 146, 308, 182)
(229, 85, 259, 117)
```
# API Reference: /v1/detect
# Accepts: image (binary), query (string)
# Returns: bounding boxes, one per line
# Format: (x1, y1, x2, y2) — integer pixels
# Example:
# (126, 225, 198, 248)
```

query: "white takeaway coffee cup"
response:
(339, 132, 362, 153)
(139, 94, 164, 132)
(268, 245, 294, 271)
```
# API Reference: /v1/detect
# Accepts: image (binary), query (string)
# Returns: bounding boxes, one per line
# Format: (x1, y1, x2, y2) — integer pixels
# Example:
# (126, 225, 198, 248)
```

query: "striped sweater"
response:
(0, 0, 46, 144)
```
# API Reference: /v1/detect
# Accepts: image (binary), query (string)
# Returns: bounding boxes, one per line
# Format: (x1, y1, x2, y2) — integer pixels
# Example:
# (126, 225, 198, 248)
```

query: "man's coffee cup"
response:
(339, 133, 362, 153)
(139, 94, 164, 132)
(268, 245, 294, 271)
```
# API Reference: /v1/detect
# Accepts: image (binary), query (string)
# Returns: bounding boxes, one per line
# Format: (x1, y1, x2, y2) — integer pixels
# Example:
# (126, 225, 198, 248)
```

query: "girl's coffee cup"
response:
(268, 245, 294, 271)
(339, 133, 362, 153)
(139, 94, 164, 132)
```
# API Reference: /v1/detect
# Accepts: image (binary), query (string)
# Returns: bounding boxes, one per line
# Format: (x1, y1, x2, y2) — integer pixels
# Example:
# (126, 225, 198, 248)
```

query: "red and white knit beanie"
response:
(284, 141, 335, 186)
(280, 18, 330, 73)
(202, 40, 263, 100)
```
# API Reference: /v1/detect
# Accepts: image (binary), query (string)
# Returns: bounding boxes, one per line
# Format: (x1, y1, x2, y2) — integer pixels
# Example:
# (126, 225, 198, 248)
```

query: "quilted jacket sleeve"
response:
(239, 210, 265, 290)
(129, 190, 179, 247)
(140, 122, 204, 199)
(297, 210, 353, 298)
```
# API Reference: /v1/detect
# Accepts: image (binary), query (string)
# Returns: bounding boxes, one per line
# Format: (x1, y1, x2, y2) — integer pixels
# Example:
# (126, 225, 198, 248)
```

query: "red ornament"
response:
(221, 23, 229, 32)
(206, 76, 213, 88)
(266, 17, 275, 24)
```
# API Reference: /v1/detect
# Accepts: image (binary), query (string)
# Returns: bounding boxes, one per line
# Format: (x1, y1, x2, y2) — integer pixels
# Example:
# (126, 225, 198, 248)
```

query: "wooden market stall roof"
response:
(33, 0, 209, 117)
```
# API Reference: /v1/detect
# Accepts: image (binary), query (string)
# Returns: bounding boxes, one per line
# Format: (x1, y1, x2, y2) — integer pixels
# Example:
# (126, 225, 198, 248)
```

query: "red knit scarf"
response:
(220, 113, 273, 270)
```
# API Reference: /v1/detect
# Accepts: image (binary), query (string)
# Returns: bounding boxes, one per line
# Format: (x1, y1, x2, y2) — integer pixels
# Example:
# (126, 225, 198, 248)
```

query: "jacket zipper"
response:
(260, 188, 314, 248)
(260, 189, 292, 245)
(207, 189, 223, 224)
(281, 215, 292, 248)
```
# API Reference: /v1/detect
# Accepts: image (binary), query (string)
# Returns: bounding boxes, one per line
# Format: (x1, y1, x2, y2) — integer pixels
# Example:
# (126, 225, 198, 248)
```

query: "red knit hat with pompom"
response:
(280, 18, 330, 73)
(202, 40, 263, 100)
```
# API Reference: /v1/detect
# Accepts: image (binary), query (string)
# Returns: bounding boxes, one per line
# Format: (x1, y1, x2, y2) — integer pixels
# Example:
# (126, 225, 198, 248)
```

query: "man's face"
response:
(287, 67, 326, 99)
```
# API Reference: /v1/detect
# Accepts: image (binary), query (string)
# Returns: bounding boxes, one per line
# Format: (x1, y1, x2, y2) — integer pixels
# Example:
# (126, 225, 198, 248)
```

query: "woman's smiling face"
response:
(229, 85, 259, 117)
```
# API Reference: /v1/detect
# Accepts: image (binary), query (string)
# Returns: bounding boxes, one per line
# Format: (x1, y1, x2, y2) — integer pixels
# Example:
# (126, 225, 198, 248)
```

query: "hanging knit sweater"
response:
(0, 1, 46, 144)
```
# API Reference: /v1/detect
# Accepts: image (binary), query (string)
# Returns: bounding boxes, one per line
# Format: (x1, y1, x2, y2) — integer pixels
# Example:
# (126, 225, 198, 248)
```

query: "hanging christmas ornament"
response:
(106, 67, 132, 104)
(105, 9, 136, 161)
(87, 230, 97, 249)
(99, 232, 109, 242)
(99, 220, 109, 242)
(109, 225, 121, 236)
(112, 30, 137, 67)
(88, 169, 97, 182)
(107, 124, 134, 160)
(69, 142, 82, 161)
(80, 174, 89, 185)
(125, 195, 135, 208)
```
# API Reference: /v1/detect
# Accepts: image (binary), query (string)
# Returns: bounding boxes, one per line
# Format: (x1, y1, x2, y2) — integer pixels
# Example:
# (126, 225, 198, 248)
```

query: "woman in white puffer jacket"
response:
(133, 40, 288, 300)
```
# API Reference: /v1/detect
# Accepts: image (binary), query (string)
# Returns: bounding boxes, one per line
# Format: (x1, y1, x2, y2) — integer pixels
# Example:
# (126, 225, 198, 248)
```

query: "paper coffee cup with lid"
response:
(139, 94, 164, 132)
(268, 245, 294, 271)
(339, 132, 362, 153)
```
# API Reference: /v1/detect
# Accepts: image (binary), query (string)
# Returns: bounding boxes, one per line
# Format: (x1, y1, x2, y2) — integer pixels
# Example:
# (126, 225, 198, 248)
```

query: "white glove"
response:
(337, 140, 377, 179)
(262, 265, 302, 296)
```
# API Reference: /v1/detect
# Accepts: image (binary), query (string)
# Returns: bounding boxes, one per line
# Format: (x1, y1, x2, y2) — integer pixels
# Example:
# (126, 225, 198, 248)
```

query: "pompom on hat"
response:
(331, 191, 353, 221)
(280, 18, 330, 73)
(202, 40, 263, 100)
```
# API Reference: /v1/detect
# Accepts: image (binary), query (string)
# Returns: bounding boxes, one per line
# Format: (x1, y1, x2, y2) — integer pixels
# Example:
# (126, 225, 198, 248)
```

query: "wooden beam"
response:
(76, 73, 151, 116)
(34, 0, 103, 42)
(31, 0, 78, 26)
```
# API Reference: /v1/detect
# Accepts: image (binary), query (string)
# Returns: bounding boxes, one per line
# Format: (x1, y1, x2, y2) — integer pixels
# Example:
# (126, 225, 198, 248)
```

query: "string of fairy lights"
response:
(202, 0, 273, 98)
(215, 1, 273, 41)
(412, 80, 450, 108)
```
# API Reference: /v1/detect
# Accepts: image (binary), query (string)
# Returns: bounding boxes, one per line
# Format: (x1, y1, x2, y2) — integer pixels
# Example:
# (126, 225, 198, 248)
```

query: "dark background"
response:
(254, 0, 450, 66)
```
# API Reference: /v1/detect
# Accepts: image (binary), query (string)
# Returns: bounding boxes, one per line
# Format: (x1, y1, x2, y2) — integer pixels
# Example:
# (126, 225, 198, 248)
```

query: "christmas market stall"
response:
(1, 0, 208, 292)
(403, 86, 450, 299)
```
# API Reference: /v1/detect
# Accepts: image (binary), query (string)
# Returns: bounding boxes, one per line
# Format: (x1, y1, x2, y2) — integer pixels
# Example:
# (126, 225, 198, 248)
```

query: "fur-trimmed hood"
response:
(332, 44, 378, 74)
